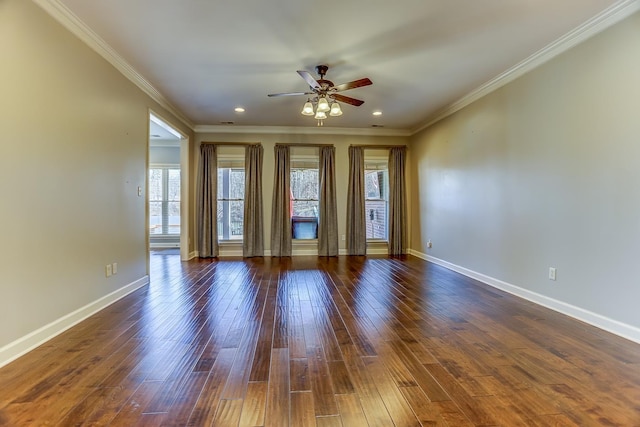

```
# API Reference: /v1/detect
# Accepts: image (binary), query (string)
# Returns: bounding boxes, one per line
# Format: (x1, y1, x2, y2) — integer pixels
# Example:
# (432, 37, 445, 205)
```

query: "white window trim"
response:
(149, 166, 181, 237)
(364, 155, 389, 243)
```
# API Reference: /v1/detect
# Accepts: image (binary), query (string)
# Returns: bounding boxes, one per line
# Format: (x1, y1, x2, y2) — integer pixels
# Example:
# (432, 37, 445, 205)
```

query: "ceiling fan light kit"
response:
(316, 97, 330, 113)
(301, 100, 315, 116)
(268, 65, 372, 126)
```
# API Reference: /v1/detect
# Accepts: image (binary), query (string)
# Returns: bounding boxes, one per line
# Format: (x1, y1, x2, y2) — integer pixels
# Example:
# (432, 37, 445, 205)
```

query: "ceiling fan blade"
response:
(332, 93, 365, 106)
(268, 91, 315, 97)
(333, 78, 372, 92)
(297, 70, 321, 90)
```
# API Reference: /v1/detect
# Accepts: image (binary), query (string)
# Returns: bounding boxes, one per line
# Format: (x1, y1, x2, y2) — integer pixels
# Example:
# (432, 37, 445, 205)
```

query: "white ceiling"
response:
(53, 0, 626, 131)
(149, 114, 182, 144)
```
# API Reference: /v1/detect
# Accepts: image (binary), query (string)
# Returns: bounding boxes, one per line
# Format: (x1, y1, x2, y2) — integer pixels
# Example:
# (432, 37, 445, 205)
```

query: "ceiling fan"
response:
(268, 65, 372, 124)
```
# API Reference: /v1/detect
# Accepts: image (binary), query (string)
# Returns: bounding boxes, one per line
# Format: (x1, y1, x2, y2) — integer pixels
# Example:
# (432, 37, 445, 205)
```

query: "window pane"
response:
(168, 169, 180, 201)
(365, 170, 382, 199)
(218, 168, 245, 198)
(365, 168, 388, 240)
(217, 200, 244, 240)
(230, 200, 244, 238)
(365, 200, 387, 239)
(290, 166, 319, 240)
(290, 168, 318, 200)
(217, 166, 245, 241)
(149, 201, 162, 234)
(149, 169, 163, 201)
(167, 201, 180, 234)
(149, 168, 180, 236)
(230, 169, 245, 199)
(292, 200, 318, 217)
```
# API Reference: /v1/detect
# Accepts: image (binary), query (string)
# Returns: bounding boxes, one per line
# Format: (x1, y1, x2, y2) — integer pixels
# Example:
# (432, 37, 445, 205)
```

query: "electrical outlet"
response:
(549, 267, 556, 281)
(112, 263, 118, 275)
(341, 234, 346, 241)
(427, 240, 432, 248)
(105, 264, 112, 277)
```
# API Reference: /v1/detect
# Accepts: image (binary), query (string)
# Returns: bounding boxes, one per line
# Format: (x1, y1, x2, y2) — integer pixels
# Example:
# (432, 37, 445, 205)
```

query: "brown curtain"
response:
(346, 146, 366, 255)
(196, 144, 218, 258)
(270, 145, 291, 257)
(243, 144, 264, 257)
(318, 146, 338, 256)
(388, 146, 407, 255)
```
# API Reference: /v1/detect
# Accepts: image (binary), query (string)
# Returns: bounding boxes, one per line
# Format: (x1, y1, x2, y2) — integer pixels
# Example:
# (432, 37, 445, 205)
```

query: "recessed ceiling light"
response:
(372, 111, 382, 116)
(234, 107, 245, 113)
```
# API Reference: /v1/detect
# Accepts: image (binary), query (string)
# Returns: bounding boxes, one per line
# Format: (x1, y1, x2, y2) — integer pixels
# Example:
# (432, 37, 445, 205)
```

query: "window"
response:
(365, 160, 388, 240)
(149, 167, 180, 235)
(290, 158, 319, 239)
(217, 167, 245, 241)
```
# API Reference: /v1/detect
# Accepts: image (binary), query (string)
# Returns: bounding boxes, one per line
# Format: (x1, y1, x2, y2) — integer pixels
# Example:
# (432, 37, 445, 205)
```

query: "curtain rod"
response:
(200, 142, 261, 146)
(275, 143, 334, 148)
(349, 145, 407, 150)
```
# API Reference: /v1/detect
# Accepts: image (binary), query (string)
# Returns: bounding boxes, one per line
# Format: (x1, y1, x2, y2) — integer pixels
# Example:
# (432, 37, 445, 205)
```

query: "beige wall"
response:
(195, 132, 408, 254)
(0, 0, 192, 350)
(409, 11, 640, 330)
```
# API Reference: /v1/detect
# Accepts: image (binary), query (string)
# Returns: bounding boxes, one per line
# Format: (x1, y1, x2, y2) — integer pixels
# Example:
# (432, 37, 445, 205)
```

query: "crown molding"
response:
(194, 125, 411, 137)
(33, 0, 195, 130)
(411, 0, 640, 135)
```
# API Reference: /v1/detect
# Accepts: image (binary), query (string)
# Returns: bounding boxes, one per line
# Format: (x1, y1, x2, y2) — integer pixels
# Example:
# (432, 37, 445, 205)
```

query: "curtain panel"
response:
(196, 144, 218, 258)
(270, 145, 292, 256)
(346, 146, 366, 255)
(243, 144, 264, 257)
(388, 146, 407, 255)
(318, 146, 339, 256)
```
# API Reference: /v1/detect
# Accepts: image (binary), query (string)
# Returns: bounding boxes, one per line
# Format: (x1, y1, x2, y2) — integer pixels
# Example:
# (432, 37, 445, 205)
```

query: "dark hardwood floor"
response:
(1, 252, 640, 426)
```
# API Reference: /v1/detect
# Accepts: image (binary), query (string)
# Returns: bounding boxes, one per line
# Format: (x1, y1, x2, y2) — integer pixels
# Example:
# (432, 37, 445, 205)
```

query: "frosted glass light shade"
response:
(329, 102, 342, 116)
(301, 101, 314, 116)
(316, 97, 330, 113)
(314, 110, 327, 120)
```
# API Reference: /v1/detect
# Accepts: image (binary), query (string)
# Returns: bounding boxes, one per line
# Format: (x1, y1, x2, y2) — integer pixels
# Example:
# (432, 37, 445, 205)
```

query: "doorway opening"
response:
(148, 112, 189, 261)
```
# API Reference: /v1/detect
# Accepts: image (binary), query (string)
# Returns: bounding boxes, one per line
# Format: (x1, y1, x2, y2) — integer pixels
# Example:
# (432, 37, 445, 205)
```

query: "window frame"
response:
(290, 152, 320, 240)
(217, 154, 245, 242)
(149, 165, 181, 236)
(364, 156, 389, 242)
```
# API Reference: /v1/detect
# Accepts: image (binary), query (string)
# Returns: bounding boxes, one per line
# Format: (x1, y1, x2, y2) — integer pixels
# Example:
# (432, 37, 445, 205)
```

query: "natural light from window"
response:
(365, 162, 388, 240)
(290, 161, 319, 239)
(149, 168, 180, 235)
(217, 167, 245, 241)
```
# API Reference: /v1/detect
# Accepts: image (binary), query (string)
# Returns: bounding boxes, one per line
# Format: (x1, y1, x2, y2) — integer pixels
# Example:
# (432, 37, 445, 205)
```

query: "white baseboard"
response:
(150, 242, 180, 249)
(0, 276, 149, 369)
(408, 249, 640, 344)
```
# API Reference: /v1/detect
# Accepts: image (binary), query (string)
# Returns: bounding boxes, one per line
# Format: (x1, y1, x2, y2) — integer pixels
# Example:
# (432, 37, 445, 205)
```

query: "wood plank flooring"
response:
(1, 252, 640, 425)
